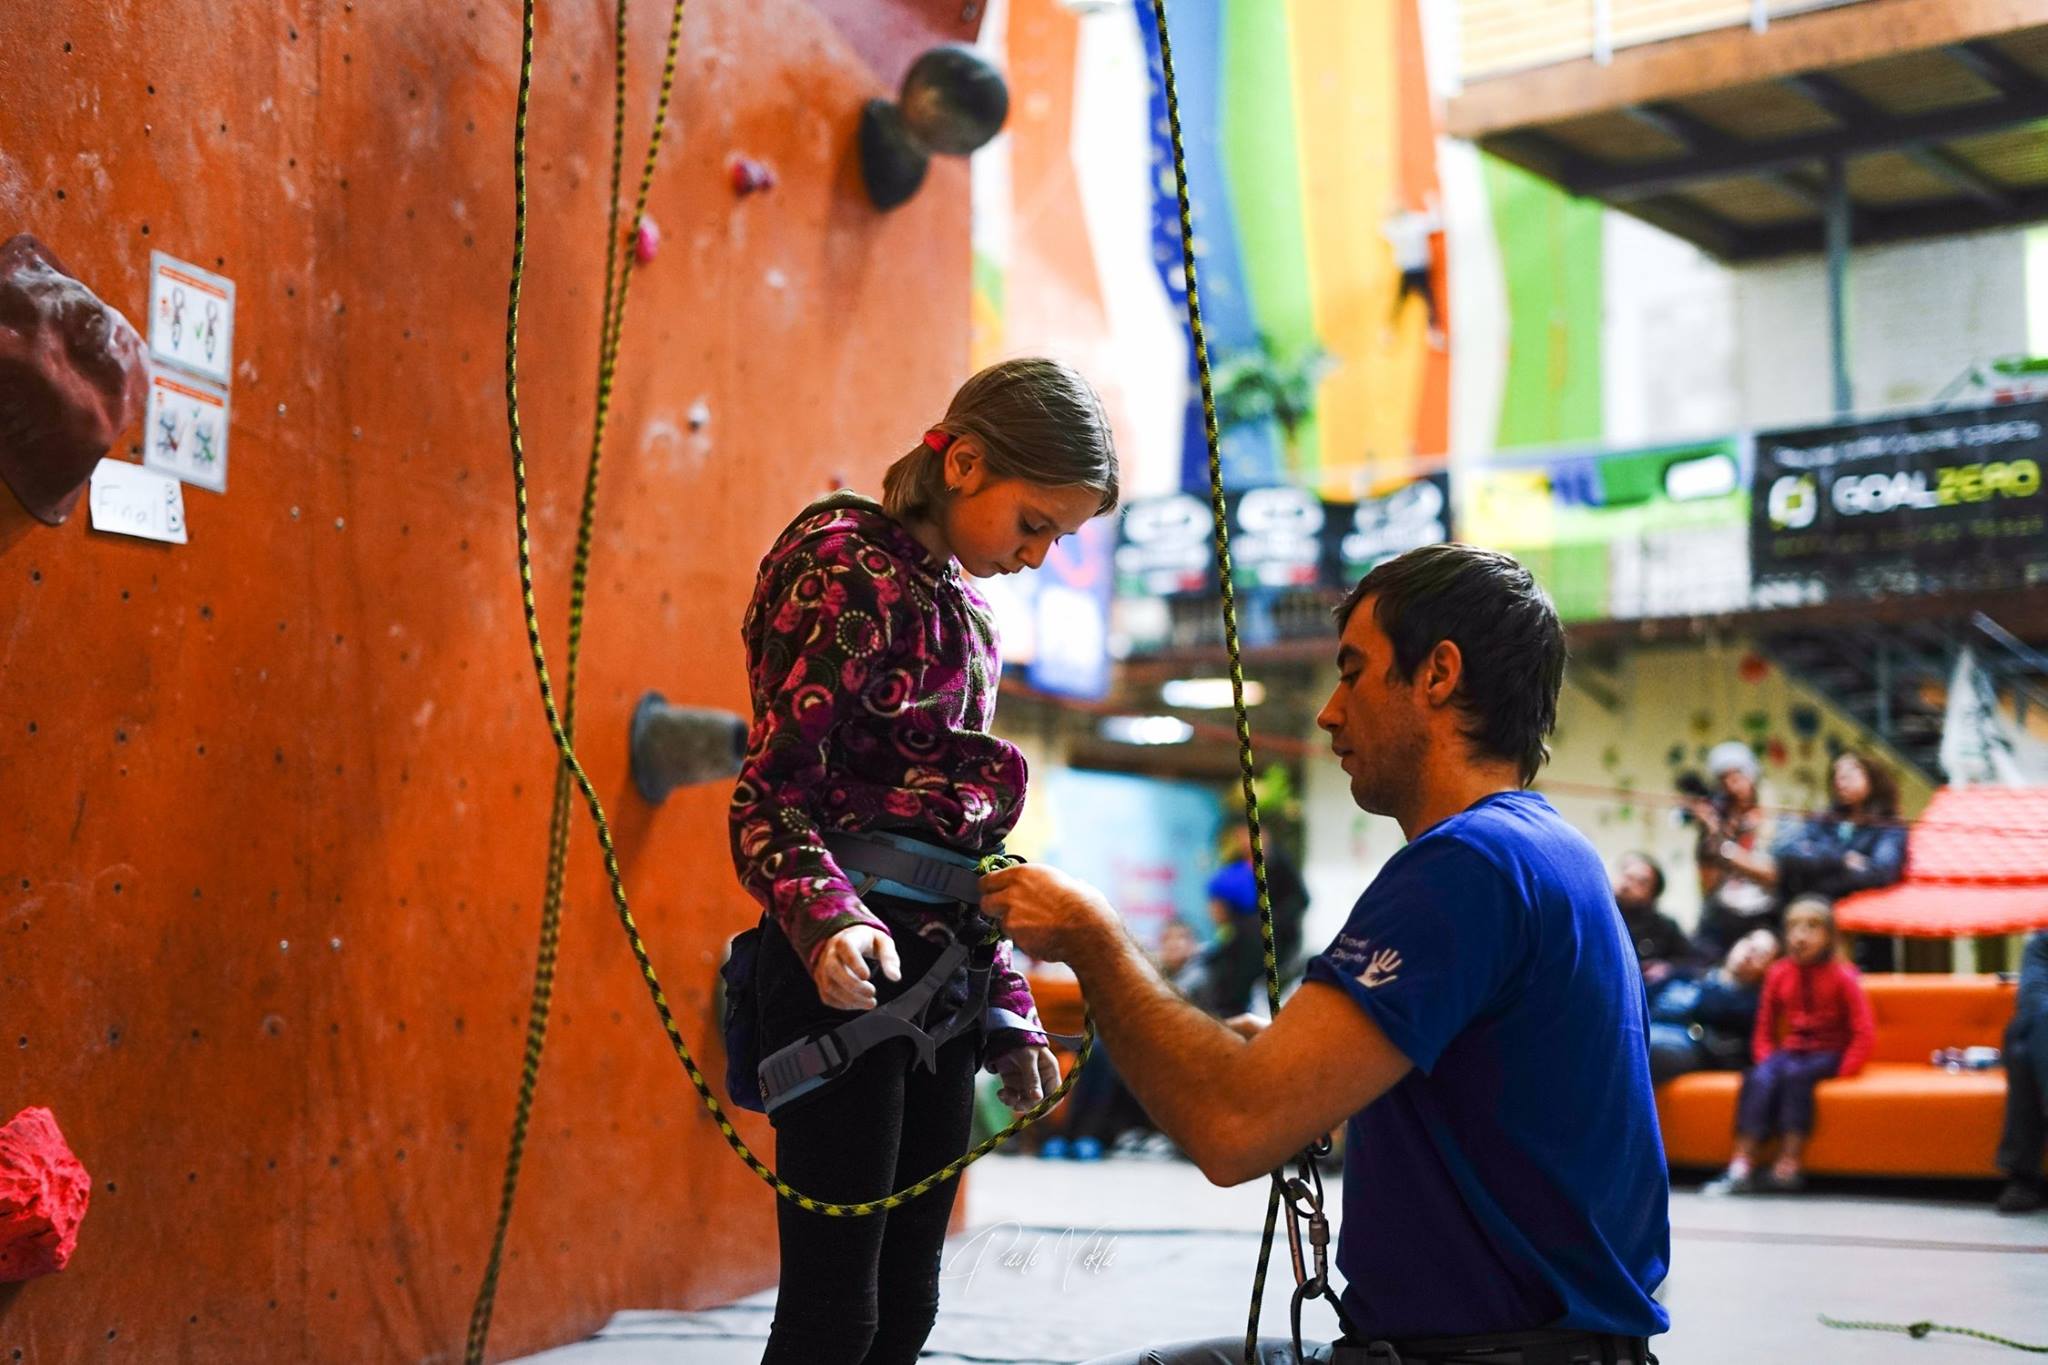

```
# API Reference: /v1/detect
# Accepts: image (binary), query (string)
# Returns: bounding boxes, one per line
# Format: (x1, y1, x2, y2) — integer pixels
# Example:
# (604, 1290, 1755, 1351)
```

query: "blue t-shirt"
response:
(1302, 790, 1670, 1340)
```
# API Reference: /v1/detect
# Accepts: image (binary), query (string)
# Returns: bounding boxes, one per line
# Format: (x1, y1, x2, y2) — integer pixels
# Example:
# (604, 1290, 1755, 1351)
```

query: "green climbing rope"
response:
(1144, 4, 1308, 1362)
(1821, 1313, 2048, 1353)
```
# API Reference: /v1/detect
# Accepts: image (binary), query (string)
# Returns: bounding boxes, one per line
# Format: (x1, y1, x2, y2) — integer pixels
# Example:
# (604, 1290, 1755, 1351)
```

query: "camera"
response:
(1673, 770, 1712, 827)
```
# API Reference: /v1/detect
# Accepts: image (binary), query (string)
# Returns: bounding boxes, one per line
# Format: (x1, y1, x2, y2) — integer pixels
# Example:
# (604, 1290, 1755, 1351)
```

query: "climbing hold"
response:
(0, 234, 148, 525)
(628, 692, 747, 804)
(0, 1106, 91, 1283)
(686, 400, 710, 432)
(632, 218, 661, 266)
(859, 44, 1009, 210)
(729, 157, 776, 196)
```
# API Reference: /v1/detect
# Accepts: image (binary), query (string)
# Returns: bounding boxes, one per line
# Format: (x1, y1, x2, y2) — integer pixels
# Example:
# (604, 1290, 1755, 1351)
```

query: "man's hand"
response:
(979, 864, 1121, 967)
(811, 925, 900, 1011)
(992, 1044, 1061, 1111)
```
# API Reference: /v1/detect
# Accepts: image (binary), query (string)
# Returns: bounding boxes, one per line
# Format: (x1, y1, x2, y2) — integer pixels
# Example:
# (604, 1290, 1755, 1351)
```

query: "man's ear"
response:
(1422, 639, 1462, 708)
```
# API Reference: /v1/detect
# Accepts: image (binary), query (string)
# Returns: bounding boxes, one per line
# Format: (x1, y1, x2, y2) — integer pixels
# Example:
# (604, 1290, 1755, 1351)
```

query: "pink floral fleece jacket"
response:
(729, 493, 1047, 1061)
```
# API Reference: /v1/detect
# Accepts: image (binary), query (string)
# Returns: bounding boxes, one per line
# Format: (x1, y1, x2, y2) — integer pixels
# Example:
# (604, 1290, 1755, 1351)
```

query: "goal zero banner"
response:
(1752, 400, 2048, 605)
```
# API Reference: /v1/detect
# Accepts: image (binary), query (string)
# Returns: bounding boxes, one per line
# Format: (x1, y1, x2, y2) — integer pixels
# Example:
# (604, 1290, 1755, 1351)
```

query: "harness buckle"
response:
(757, 933, 982, 1117)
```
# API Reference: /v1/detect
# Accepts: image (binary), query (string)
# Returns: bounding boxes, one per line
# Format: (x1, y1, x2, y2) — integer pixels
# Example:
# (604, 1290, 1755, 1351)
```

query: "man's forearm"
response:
(1071, 925, 1250, 1176)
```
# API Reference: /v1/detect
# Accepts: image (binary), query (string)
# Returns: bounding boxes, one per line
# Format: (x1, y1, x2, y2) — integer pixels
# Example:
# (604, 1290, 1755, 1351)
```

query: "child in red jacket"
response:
(1705, 896, 1875, 1194)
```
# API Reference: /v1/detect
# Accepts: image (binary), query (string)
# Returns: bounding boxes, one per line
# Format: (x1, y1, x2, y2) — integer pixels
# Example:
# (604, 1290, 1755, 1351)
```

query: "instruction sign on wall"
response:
(143, 369, 230, 493)
(147, 252, 235, 387)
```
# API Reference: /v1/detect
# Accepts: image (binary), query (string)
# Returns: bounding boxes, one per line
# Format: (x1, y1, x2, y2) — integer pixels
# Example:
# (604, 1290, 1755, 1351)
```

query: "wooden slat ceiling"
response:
(1467, 24, 2048, 261)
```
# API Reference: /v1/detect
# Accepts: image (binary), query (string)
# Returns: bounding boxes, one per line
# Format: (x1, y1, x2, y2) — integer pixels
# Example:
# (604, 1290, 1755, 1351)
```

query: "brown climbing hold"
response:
(0, 234, 148, 525)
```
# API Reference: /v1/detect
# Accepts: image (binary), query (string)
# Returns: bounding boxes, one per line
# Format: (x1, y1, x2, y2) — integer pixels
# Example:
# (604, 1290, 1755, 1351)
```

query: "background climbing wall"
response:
(970, 0, 1452, 501)
(0, 0, 977, 1360)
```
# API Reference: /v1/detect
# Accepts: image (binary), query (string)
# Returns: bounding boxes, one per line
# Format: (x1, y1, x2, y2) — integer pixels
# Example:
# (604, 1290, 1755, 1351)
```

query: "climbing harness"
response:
(756, 833, 991, 1116)
(756, 926, 985, 1114)
(744, 833, 1089, 1117)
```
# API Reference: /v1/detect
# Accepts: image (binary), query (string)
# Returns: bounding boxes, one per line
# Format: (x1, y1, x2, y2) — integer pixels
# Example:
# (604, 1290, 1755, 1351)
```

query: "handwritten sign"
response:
(88, 459, 189, 545)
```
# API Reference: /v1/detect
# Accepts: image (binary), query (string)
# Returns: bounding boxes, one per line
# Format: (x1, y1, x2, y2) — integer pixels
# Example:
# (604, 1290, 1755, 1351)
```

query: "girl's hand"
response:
(992, 1044, 1061, 1111)
(812, 925, 901, 1011)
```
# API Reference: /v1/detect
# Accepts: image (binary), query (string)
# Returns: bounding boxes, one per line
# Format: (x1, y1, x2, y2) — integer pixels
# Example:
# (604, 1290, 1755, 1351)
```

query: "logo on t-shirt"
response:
(1357, 947, 1403, 990)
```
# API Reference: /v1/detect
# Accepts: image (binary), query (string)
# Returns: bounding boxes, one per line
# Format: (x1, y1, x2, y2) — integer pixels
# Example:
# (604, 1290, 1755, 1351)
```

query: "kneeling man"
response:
(983, 545, 1670, 1365)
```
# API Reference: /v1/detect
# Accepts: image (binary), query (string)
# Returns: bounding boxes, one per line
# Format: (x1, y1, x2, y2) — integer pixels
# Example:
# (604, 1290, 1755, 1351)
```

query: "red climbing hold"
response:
(0, 1106, 92, 1282)
(730, 157, 776, 196)
(0, 234, 148, 525)
(633, 218, 661, 266)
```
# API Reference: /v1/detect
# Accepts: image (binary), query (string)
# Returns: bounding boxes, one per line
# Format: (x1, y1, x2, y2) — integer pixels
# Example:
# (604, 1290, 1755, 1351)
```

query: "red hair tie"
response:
(922, 428, 955, 454)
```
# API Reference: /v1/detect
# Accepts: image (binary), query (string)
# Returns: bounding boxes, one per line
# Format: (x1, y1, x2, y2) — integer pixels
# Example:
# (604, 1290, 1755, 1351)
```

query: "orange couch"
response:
(1657, 974, 2025, 1178)
(1037, 971, 2034, 1178)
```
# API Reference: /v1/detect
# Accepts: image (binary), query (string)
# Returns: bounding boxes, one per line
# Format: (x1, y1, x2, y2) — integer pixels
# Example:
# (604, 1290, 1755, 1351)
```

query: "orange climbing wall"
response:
(0, 1, 975, 1360)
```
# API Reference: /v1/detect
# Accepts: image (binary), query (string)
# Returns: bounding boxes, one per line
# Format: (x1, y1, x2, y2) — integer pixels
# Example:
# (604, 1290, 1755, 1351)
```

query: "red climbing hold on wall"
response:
(0, 1106, 92, 1282)
(0, 234, 149, 525)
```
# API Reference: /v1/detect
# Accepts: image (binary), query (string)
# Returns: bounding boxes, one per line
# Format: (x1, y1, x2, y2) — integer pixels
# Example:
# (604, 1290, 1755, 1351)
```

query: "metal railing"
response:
(1452, 0, 1870, 85)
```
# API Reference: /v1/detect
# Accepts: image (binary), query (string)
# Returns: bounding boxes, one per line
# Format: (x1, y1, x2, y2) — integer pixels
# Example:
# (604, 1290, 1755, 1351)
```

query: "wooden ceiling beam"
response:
(1943, 37, 2048, 98)
(1728, 182, 2048, 258)
(1780, 72, 2015, 210)
(1625, 102, 1830, 210)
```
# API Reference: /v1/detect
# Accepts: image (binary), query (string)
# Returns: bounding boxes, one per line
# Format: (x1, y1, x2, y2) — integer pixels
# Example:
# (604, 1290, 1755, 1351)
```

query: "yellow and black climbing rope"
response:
(470, 2, 1100, 1360)
(471, 1, 1322, 1362)
(1143, 5, 1320, 1361)
(467, 0, 687, 1356)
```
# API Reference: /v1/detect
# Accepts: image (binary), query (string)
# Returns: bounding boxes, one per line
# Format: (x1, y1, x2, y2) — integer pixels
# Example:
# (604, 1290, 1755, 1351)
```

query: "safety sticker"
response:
(147, 251, 235, 387)
(143, 368, 231, 493)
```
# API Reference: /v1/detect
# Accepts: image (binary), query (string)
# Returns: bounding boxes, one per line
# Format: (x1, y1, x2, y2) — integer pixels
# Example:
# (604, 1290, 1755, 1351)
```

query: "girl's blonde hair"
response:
(883, 358, 1120, 523)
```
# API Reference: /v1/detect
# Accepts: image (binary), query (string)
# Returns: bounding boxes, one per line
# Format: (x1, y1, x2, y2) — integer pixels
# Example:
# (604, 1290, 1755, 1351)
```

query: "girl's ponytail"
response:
(881, 442, 948, 521)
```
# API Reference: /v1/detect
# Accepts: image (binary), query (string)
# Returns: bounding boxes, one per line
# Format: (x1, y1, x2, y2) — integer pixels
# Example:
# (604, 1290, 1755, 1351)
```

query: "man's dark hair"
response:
(1334, 543, 1566, 785)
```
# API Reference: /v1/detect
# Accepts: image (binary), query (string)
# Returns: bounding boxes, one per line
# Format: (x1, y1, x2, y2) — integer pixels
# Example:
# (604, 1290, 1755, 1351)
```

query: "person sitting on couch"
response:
(1771, 751, 1908, 972)
(1646, 928, 1779, 1086)
(1705, 897, 1874, 1195)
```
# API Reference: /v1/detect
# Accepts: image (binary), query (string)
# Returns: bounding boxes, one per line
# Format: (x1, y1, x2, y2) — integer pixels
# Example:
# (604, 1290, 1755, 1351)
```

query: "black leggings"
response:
(754, 901, 983, 1365)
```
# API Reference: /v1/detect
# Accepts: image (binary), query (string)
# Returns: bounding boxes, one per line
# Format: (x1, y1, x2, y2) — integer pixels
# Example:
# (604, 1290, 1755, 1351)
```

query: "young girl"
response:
(1706, 896, 1874, 1195)
(729, 358, 1119, 1365)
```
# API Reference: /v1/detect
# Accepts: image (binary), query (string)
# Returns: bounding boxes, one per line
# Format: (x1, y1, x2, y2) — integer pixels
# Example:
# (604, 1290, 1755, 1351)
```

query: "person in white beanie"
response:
(1687, 740, 1782, 956)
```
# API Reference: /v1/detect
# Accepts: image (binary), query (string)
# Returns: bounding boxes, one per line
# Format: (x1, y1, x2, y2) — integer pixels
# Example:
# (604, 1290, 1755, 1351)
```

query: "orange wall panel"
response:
(0, 1, 974, 1360)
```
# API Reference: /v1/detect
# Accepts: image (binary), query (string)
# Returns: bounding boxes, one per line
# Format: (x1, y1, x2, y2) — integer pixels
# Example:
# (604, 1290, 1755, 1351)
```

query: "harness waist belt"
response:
(823, 830, 986, 905)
